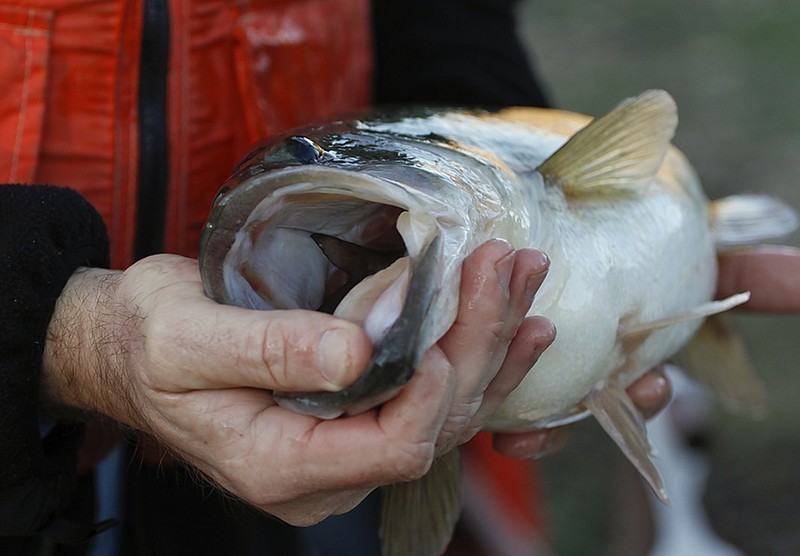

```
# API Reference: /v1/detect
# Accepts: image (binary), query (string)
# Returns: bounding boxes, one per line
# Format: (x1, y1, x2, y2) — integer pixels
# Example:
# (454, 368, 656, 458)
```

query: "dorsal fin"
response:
(537, 90, 678, 197)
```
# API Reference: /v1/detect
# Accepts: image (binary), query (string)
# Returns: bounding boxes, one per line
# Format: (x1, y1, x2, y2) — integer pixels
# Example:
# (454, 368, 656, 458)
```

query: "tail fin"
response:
(711, 194, 798, 250)
(698, 194, 797, 413)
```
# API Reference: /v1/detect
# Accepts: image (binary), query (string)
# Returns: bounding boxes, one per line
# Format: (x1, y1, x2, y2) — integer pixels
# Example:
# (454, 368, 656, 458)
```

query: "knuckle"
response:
(246, 482, 365, 527)
(437, 399, 482, 452)
(274, 493, 366, 526)
(243, 484, 309, 520)
(441, 412, 472, 441)
(388, 440, 435, 482)
(257, 320, 291, 388)
(490, 319, 515, 346)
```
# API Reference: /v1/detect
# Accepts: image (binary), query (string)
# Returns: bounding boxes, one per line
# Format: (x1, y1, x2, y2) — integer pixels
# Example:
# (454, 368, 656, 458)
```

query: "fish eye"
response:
(288, 136, 325, 164)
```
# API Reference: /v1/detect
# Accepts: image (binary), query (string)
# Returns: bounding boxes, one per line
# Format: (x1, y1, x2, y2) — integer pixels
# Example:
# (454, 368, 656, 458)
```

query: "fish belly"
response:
(488, 156, 717, 430)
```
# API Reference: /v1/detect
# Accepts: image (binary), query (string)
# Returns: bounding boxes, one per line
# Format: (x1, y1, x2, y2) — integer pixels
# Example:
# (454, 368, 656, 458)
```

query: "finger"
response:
(492, 427, 570, 460)
(626, 366, 672, 419)
(493, 368, 672, 459)
(435, 242, 547, 414)
(178, 392, 378, 525)
(421, 240, 514, 432)
(491, 366, 669, 460)
(484, 247, 551, 374)
(431, 243, 551, 451)
(441, 247, 551, 447)
(153, 303, 372, 393)
(466, 316, 556, 433)
(267, 488, 375, 526)
(716, 246, 800, 312)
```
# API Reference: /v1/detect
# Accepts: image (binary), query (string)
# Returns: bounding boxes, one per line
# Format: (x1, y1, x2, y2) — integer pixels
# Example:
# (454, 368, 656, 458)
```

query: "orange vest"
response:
(0, 0, 372, 267)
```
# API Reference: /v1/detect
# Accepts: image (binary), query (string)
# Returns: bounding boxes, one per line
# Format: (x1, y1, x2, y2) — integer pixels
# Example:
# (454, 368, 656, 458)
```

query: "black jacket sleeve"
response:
(0, 185, 109, 541)
(372, 0, 550, 108)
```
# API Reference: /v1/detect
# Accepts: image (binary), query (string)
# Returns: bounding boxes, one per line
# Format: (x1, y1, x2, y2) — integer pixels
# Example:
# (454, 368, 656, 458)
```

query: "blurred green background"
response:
(515, 1, 800, 554)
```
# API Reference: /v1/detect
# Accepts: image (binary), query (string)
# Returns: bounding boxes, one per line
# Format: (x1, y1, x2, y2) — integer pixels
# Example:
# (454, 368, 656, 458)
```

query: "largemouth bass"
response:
(199, 91, 797, 555)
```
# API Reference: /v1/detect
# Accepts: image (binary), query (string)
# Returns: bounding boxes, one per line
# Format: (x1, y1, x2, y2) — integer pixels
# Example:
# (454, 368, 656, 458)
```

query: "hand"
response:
(492, 244, 800, 459)
(716, 246, 800, 312)
(41, 240, 553, 525)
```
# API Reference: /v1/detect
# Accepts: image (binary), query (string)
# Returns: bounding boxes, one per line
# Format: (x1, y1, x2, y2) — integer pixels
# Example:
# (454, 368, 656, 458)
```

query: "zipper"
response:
(134, 0, 170, 259)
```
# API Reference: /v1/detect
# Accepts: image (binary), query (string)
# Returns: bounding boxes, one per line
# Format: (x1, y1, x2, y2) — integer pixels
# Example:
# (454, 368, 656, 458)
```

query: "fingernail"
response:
(318, 328, 353, 390)
(530, 429, 568, 460)
(632, 370, 672, 417)
(530, 318, 557, 358)
(525, 250, 550, 302)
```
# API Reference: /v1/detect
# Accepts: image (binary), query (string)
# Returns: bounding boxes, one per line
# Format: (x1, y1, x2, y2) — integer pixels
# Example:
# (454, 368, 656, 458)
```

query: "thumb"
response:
(127, 255, 372, 393)
(148, 302, 373, 393)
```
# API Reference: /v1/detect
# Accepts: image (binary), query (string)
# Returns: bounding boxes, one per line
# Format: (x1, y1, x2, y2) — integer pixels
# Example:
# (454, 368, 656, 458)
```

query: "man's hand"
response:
(41, 239, 554, 525)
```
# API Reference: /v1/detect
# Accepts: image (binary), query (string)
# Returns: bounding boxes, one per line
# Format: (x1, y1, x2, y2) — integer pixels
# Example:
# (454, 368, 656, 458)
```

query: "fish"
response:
(199, 90, 798, 556)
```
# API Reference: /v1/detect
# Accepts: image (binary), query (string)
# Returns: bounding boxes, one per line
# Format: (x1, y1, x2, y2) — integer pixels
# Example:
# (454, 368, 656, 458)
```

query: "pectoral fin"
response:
(380, 449, 462, 556)
(673, 314, 767, 417)
(618, 293, 765, 417)
(537, 90, 678, 197)
(584, 382, 670, 503)
(620, 292, 751, 348)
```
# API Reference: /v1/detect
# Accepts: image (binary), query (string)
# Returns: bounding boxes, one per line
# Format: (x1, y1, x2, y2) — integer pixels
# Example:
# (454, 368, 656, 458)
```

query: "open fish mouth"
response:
(273, 233, 444, 419)
(222, 191, 411, 315)
(200, 163, 471, 419)
(200, 120, 523, 423)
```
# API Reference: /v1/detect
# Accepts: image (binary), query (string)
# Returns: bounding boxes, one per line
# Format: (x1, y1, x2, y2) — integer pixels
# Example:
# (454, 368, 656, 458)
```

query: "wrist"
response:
(42, 267, 142, 429)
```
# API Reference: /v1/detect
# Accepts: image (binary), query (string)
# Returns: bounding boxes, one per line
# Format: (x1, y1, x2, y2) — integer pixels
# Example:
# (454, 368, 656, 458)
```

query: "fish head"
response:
(199, 116, 516, 418)
(201, 127, 473, 309)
